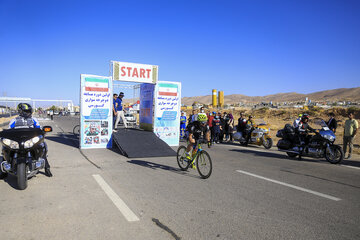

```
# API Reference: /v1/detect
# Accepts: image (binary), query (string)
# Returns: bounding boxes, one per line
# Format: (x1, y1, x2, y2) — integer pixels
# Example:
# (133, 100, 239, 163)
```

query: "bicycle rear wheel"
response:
(196, 151, 212, 179)
(177, 146, 191, 171)
(73, 125, 80, 135)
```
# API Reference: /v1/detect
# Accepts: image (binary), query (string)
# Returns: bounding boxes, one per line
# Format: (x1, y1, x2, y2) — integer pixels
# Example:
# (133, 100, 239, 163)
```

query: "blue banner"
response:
(139, 83, 155, 131)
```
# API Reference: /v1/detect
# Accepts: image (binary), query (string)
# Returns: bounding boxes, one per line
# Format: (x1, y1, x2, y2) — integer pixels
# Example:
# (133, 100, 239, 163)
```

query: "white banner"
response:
(80, 74, 112, 149)
(112, 61, 158, 84)
(154, 81, 181, 146)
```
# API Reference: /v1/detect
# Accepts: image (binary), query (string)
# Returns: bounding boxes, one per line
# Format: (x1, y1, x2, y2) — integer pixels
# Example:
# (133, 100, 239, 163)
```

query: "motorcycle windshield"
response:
(0, 128, 44, 143)
(320, 129, 335, 138)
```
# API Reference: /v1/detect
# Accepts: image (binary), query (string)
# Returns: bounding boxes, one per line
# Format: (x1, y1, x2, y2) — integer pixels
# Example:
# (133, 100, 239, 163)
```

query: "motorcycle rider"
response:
(296, 113, 317, 159)
(8, 103, 53, 177)
(244, 115, 255, 146)
(237, 112, 247, 132)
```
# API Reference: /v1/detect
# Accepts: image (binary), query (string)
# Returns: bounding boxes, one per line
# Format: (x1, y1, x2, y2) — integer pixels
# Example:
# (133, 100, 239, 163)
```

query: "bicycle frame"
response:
(189, 143, 203, 164)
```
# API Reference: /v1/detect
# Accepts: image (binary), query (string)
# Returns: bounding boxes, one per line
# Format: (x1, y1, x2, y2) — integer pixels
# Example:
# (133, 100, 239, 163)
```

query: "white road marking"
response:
(92, 174, 140, 222)
(236, 170, 341, 201)
(341, 165, 360, 170)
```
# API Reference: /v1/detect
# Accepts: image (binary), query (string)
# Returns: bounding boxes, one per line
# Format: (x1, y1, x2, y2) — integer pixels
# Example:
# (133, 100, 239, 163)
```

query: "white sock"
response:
(186, 151, 191, 155)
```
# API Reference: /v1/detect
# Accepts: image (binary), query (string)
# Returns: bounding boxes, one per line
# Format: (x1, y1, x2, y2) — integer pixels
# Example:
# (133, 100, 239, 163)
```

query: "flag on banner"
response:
(158, 83, 178, 96)
(85, 77, 109, 92)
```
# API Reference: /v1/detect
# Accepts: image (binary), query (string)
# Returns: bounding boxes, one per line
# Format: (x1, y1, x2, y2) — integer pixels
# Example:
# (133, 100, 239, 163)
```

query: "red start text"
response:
(121, 67, 151, 79)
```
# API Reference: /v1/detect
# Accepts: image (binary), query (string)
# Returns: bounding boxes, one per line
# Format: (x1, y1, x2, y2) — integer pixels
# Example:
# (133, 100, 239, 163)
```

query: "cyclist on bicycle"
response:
(185, 113, 211, 160)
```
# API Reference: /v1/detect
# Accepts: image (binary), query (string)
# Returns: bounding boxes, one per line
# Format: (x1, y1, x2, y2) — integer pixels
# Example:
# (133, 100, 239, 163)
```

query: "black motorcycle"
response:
(0, 126, 52, 190)
(276, 121, 343, 164)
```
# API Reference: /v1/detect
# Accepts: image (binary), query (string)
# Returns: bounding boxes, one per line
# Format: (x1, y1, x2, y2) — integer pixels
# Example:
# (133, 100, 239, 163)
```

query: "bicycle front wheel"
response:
(196, 151, 212, 179)
(177, 146, 190, 171)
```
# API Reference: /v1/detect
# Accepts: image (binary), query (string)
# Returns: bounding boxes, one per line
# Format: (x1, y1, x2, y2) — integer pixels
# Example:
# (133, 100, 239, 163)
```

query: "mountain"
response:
(181, 87, 360, 105)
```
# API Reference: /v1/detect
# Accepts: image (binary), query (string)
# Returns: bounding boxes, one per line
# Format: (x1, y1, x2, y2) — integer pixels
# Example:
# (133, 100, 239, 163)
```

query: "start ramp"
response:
(112, 128, 177, 158)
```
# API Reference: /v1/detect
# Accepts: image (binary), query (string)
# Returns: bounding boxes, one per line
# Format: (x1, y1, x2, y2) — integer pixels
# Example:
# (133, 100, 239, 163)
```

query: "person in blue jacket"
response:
(180, 112, 187, 139)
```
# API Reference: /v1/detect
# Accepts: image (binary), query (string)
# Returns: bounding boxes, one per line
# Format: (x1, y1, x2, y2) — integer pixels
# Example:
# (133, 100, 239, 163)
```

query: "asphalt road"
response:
(0, 116, 359, 240)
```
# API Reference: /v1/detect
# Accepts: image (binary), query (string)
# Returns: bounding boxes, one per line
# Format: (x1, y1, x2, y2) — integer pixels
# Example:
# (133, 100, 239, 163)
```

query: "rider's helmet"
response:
(301, 113, 309, 122)
(17, 103, 33, 118)
(212, 111, 216, 115)
(197, 113, 208, 123)
(119, 92, 124, 97)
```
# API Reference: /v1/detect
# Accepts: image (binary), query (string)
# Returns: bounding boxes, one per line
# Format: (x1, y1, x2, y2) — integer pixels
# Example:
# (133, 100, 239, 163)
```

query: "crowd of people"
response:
(180, 108, 359, 160)
(181, 107, 256, 145)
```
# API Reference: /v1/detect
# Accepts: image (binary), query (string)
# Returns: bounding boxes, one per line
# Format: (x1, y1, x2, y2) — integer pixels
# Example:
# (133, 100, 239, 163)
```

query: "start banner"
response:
(112, 61, 158, 84)
(80, 74, 113, 149)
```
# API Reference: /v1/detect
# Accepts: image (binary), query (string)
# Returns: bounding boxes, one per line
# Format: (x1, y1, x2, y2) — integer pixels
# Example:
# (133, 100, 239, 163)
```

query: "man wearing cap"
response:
(114, 92, 128, 130)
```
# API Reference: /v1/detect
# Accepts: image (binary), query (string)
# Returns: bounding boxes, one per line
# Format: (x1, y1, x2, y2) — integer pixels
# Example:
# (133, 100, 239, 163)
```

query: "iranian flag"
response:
(85, 77, 109, 92)
(158, 83, 177, 96)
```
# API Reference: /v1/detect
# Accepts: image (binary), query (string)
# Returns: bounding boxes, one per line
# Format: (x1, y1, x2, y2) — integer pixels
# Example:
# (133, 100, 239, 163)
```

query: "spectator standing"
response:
(189, 110, 196, 124)
(343, 111, 358, 159)
(227, 113, 234, 142)
(293, 114, 303, 128)
(114, 92, 128, 130)
(326, 112, 337, 133)
(219, 112, 225, 143)
(180, 112, 187, 139)
(208, 112, 215, 143)
(223, 112, 230, 141)
(112, 93, 118, 128)
(212, 114, 222, 143)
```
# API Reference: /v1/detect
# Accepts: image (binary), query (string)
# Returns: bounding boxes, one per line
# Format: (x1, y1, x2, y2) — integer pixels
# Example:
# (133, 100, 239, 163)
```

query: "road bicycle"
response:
(176, 141, 212, 179)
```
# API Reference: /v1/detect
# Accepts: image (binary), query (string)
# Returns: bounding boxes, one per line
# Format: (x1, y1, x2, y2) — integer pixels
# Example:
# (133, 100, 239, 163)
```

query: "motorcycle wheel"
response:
(287, 152, 298, 158)
(325, 145, 343, 164)
(263, 138, 273, 149)
(17, 163, 28, 190)
(240, 141, 247, 146)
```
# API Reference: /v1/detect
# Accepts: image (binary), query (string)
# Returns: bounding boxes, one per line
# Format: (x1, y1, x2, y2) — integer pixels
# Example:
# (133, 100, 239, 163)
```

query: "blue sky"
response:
(1, 0, 359, 104)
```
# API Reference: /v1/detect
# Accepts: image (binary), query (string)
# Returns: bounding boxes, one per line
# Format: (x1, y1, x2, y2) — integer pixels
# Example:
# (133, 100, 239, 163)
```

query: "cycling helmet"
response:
(197, 113, 208, 122)
(18, 103, 32, 118)
(212, 111, 216, 115)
